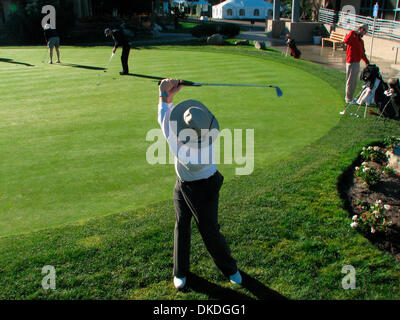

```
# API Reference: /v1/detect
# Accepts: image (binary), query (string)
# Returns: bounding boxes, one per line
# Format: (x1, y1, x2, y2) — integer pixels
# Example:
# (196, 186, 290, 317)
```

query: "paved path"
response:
(236, 30, 400, 79)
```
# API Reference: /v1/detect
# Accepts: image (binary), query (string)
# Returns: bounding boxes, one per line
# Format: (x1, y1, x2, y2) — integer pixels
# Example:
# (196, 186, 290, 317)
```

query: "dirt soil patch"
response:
(340, 151, 400, 262)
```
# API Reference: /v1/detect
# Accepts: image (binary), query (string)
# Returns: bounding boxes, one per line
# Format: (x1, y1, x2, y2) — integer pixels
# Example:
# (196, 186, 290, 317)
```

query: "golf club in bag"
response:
(158, 80, 283, 97)
(96, 53, 115, 86)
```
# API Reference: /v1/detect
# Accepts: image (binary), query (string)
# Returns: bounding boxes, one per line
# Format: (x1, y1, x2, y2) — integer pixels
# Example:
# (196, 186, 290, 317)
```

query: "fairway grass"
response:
(1, 44, 399, 300)
(0, 45, 341, 236)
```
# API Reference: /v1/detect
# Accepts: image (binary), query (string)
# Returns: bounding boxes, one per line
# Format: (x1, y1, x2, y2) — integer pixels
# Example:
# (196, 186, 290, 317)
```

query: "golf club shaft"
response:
(105, 53, 114, 70)
(96, 54, 114, 86)
(187, 83, 277, 88)
(158, 80, 277, 88)
(157, 80, 283, 97)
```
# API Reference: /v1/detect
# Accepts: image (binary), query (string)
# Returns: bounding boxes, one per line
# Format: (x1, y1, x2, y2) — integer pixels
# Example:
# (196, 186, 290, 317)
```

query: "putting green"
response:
(0, 46, 342, 236)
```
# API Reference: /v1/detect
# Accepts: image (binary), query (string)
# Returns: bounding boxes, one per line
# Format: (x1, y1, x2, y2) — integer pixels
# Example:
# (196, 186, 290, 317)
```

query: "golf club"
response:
(158, 80, 283, 97)
(339, 91, 364, 117)
(41, 48, 49, 64)
(96, 53, 115, 86)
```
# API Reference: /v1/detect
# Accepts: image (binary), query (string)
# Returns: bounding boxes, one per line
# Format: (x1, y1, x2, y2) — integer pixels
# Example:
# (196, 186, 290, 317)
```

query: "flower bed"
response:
(345, 137, 400, 261)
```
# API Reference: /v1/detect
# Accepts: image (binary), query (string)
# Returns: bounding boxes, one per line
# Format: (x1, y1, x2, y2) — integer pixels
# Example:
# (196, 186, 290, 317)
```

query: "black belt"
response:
(179, 170, 218, 184)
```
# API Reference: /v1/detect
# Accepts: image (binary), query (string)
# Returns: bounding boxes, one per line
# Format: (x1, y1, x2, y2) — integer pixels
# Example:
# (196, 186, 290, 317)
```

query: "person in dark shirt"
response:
(43, 24, 61, 64)
(104, 28, 131, 75)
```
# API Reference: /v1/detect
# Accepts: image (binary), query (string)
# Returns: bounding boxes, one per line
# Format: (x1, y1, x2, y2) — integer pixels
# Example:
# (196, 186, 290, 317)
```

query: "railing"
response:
(319, 7, 400, 42)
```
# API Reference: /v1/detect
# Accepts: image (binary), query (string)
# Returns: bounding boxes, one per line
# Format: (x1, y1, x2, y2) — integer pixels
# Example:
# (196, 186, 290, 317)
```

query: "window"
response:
(239, 9, 245, 16)
(254, 9, 260, 16)
(227, 8, 233, 16)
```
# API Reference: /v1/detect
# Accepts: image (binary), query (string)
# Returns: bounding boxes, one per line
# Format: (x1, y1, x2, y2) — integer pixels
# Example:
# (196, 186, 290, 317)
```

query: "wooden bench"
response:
(322, 31, 346, 50)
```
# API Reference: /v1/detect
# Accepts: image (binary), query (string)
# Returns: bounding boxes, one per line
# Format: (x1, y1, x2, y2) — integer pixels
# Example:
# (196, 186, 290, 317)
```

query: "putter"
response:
(104, 52, 115, 72)
(158, 80, 283, 97)
(96, 53, 115, 86)
(41, 48, 49, 64)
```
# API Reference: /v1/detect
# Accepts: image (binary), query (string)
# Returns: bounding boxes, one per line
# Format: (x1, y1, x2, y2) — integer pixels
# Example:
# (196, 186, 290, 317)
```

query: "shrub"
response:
(170, 7, 188, 28)
(351, 200, 392, 234)
(5, 0, 76, 44)
(354, 162, 383, 187)
(384, 136, 400, 151)
(191, 22, 240, 38)
(360, 146, 388, 164)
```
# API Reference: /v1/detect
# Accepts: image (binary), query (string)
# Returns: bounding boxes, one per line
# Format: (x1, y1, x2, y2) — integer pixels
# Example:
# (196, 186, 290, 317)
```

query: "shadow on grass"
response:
(128, 73, 193, 85)
(0, 58, 34, 67)
(60, 63, 105, 71)
(240, 271, 287, 300)
(128, 73, 165, 80)
(186, 271, 287, 300)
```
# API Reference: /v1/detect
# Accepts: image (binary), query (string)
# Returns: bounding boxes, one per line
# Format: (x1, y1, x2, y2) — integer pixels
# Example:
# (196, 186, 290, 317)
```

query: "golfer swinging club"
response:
(104, 28, 131, 75)
(158, 79, 242, 290)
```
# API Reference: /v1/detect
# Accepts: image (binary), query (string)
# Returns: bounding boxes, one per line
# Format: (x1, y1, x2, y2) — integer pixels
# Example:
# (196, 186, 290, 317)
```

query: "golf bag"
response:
(358, 64, 397, 118)
(287, 39, 301, 59)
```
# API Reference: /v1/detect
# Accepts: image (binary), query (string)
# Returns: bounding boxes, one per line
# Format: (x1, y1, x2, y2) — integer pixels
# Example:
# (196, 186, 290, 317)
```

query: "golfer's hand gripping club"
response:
(159, 79, 183, 104)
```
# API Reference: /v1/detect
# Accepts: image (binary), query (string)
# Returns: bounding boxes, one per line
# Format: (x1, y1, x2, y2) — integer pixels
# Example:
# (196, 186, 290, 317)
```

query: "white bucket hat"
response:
(169, 100, 219, 148)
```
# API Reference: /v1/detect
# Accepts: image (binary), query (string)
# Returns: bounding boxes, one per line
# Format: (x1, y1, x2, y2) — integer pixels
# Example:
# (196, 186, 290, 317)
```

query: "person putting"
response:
(158, 79, 242, 290)
(344, 24, 370, 104)
(43, 24, 61, 64)
(104, 28, 131, 75)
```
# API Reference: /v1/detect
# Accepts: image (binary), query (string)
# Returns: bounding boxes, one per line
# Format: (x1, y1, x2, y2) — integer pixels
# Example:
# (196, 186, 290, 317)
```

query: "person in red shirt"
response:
(344, 24, 370, 103)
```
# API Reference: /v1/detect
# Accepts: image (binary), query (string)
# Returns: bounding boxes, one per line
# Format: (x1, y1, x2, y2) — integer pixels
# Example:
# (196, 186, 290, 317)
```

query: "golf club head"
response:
(275, 87, 283, 97)
(268, 85, 282, 97)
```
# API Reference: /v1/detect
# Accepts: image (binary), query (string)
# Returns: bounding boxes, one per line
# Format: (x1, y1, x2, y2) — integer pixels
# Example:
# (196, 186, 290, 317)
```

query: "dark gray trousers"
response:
(121, 45, 130, 73)
(173, 171, 238, 278)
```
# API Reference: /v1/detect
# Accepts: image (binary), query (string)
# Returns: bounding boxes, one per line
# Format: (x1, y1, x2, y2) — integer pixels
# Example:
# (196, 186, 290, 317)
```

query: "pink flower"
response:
(371, 227, 376, 233)
(384, 204, 391, 210)
(350, 222, 358, 228)
(352, 215, 358, 221)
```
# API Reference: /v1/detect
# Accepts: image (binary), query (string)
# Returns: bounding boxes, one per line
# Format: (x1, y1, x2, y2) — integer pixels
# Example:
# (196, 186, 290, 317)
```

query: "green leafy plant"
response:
(360, 146, 388, 164)
(312, 25, 325, 36)
(5, 0, 76, 44)
(383, 164, 397, 177)
(384, 136, 400, 151)
(354, 162, 383, 187)
(351, 200, 392, 234)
